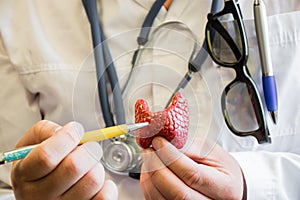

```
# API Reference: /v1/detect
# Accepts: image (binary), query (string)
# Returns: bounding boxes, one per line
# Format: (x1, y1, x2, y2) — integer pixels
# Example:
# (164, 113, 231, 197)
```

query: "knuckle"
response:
(86, 164, 105, 189)
(63, 155, 83, 175)
(174, 192, 191, 200)
(33, 120, 48, 138)
(147, 167, 161, 180)
(33, 120, 52, 134)
(87, 175, 102, 191)
(184, 168, 204, 188)
(223, 187, 242, 200)
(33, 120, 56, 141)
(13, 183, 40, 200)
(35, 146, 56, 170)
(63, 127, 81, 145)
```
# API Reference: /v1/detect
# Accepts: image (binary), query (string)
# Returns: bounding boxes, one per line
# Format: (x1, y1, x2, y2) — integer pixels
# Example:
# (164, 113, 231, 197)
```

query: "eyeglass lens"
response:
(225, 82, 259, 132)
(208, 12, 261, 134)
(210, 13, 243, 64)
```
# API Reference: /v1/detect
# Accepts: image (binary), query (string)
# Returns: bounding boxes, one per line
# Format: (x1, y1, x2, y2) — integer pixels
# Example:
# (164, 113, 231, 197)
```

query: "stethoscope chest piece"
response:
(101, 137, 142, 175)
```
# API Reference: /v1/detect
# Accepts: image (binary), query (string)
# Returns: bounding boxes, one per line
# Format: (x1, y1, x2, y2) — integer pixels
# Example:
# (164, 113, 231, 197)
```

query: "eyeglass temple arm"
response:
(190, 0, 224, 72)
(246, 82, 271, 143)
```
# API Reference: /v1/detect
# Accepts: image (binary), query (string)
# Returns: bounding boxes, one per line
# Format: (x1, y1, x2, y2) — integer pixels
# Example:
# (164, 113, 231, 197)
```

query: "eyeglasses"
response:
(205, 0, 271, 143)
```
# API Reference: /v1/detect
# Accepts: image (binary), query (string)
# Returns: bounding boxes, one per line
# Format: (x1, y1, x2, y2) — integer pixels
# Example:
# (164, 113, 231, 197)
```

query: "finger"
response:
(60, 162, 105, 200)
(92, 180, 118, 200)
(39, 142, 103, 197)
(152, 137, 240, 199)
(142, 148, 209, 200)
(140, 161, 166, 200)
(184, 136, 223, 163)
(12, 142, 102, 200)
(14, 121, 84, 181)
(15, 120, 61, 147)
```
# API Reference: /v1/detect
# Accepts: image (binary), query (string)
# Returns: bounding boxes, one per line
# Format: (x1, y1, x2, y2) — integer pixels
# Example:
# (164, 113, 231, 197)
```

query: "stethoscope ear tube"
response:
(137, 0, 166, 45)
(122, 0, 166, 96)
(82, 0, 125, 126)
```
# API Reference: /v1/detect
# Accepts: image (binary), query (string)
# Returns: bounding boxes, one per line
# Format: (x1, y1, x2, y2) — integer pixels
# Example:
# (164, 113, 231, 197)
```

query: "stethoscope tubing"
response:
(82, 0, 125, 126)
(83, 0, 223, 127)
(82, 0, 224, 179)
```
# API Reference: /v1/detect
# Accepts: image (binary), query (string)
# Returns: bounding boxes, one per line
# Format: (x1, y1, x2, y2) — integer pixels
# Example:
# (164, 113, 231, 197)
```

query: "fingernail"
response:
(72, 121, 85, 139)
(152, 137, 163, 150)
(54, 126, 62, 133)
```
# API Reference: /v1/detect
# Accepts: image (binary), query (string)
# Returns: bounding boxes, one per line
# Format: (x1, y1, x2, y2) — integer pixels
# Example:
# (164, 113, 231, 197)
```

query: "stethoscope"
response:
(82, 0, 222, 179)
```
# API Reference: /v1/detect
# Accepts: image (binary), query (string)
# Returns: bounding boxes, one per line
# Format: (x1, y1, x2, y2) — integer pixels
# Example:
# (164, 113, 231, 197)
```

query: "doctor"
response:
(0, 0, 300, 200)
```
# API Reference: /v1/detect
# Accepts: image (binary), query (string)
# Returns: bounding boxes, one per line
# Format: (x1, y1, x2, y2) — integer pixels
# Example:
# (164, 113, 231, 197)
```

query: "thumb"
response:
(16, 120, 61, 147)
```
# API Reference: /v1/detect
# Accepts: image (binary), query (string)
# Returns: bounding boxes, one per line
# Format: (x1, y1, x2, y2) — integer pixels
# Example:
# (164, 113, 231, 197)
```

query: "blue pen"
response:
(254, 0, 278, 124)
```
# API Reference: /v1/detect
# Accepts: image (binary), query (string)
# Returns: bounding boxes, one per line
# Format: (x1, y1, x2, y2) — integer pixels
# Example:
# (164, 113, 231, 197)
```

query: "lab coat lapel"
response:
(164, 0, 189, 21)
(133, 0, 167, 22)
(133, 0, 189, 22)
(133, 0, 156, 10)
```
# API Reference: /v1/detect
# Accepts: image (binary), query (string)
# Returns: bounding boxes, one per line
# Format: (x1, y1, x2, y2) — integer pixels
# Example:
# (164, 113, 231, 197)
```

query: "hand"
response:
(11, 120, 118, 200)
(140, 136, 245, 200)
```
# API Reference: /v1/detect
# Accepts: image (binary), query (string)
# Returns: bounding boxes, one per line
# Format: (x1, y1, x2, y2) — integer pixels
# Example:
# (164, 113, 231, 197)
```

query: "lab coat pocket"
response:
(217, 10, 300, 150)
(244, 11, 300, 139)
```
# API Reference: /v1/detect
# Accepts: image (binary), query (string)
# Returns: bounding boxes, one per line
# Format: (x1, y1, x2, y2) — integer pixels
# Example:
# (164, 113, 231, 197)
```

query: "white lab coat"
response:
(0, 0, 300, 199)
